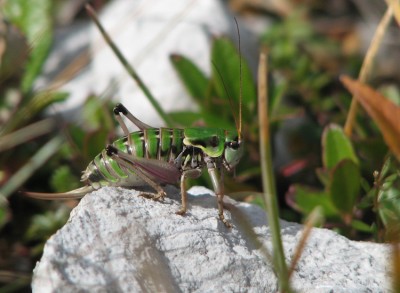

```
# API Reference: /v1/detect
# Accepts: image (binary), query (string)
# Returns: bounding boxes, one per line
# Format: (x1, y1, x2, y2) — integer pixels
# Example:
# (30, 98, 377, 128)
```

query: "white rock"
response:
(32, 186, 391, 293)
(37, 0, 257, 127)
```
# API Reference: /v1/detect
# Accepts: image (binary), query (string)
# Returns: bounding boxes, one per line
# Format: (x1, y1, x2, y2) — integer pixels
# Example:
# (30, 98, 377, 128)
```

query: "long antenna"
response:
(212, 61, 239, 133)
(234, 17, 242, 143)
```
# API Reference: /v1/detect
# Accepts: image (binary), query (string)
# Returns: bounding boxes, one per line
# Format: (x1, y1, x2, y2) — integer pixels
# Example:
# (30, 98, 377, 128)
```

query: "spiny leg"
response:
(113, 103, 153, 131)
(113, 104, 133, 149)
(176, 174, 187, 216)
(106, 145, 166, 200)
(205, 157, 232, 228)
(176, 169, 202, 216)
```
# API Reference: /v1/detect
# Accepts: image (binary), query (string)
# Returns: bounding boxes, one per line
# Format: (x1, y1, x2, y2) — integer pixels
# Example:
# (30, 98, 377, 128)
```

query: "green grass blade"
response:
(258, 51, 291, 291)
(85, 4, 174, 127)
(344, 7, 392, 137)
(0, 91, 67, 135)
(328, 159, 361, 218)
(211, 37, 256, 111)
(3, 0, 53, 93)
(0, 136, 63, 198)
(287, 184, 338, 218)
(322, 124, 358, 169)
(170, 54, 209, 104)
(0, 118, 55, 152)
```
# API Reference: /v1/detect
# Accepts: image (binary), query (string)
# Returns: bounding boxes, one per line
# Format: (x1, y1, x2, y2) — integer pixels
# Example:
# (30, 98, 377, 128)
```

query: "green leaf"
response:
(360, 177, 372, 194)
(84, 130, 108, 161)
(315, 168, 330, 187)
(322, 124, 358, 169)
(0, 195, 10, 230)
(170, 54, 209, 104)
(382, 173, 399, 190)
(50, 166, 80, 193)
(269, 81, 288, 120)
(250, 195, 266, 210)
(0, 136, 63, 198)
(168, 111, 203, 127)
(200, 111, 236, 129)
(328, 159, 361, 215)
(1, 91, 68, 135)
(68, 125, 85, 151)
(4, 0, 53, 92)
(171, 110, 234, 129)
(211, 37, 256, 112)
(378, 187, 400, 229)
(287, 184, 338, 218)
(26, 206, 70, 243)
(351, 220, 373, 233)
(21, 28, 52, 92)
(381, 155, 394, 179)
(81, 96, 114, 132)
(341, 76, 400, 162)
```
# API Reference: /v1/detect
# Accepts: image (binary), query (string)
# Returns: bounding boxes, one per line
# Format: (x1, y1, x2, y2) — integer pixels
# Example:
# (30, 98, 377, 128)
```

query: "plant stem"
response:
(258, 50, 291, 292)
(0, 136, 63, 198)
(344, 7, 393, 137)
(85, 4, 174, 127)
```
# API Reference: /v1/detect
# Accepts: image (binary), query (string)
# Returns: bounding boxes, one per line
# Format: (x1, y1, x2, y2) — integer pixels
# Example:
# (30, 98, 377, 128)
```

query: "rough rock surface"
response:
(32, 186, 391, 292)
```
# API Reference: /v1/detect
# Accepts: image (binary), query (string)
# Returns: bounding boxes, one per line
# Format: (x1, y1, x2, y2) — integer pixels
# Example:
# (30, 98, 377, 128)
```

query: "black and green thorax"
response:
(115, 128, 185, 162)
(81, 127, 242, 189)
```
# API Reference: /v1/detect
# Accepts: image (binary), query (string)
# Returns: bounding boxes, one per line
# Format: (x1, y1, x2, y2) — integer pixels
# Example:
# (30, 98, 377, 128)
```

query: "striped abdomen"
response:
(81, 128, 185, 189)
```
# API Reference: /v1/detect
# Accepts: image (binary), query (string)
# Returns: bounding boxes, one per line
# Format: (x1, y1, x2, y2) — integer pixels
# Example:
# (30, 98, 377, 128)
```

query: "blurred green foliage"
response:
(170, 37, 258, 190)
(0, 1, 117, 288)
(26, 205, 71, 256)
(259, 10, 400, 240)
(170, 10, 400, 242)
(3, 0, 53, 93)
(0, 0, 400, 291)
